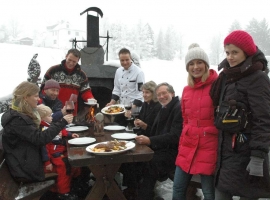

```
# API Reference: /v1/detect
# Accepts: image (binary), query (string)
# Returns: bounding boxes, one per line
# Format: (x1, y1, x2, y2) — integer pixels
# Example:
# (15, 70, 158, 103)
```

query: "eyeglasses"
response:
(156, 91, 169, 97)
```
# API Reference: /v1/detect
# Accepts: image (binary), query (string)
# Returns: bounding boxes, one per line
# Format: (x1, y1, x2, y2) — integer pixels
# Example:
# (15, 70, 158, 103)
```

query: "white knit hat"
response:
(185, 43, 209, 71)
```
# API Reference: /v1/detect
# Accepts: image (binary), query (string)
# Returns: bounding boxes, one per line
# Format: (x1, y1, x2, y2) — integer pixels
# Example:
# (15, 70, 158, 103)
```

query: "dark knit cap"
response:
(44, 79, 60, 90)
(224, 30, 257, 56)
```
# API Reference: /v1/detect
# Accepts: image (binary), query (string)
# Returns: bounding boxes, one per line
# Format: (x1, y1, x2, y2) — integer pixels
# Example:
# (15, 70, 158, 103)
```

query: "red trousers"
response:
(45, 156, 81, 194)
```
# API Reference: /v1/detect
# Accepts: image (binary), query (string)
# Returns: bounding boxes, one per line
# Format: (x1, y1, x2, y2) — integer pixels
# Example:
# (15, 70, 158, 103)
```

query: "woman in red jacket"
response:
(173, 44, 218, 200)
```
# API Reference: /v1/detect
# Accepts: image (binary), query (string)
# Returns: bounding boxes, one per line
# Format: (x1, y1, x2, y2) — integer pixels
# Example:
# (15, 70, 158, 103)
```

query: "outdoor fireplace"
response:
(75, 7, 117, 124)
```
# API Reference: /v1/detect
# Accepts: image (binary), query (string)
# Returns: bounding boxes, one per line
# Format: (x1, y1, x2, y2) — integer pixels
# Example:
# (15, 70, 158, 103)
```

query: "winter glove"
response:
(246, 156, 264, 177)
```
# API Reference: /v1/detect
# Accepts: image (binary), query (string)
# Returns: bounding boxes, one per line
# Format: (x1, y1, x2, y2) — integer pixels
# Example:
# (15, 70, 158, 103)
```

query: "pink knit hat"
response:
(224, 30, 257, 56)
(44, 79, 60, 90)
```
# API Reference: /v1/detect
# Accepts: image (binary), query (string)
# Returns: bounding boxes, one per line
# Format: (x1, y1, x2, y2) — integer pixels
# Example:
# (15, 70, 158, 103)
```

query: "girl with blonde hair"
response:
(173, 44, 218, 200)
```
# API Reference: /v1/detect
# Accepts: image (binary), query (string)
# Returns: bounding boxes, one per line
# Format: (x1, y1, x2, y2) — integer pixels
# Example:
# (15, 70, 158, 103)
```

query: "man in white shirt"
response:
(106, 48, 145, 125)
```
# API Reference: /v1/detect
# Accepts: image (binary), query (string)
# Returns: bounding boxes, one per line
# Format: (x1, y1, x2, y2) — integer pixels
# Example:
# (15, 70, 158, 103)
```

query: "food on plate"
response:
(104, 106, 124, 114)
(90, 139, 127, 152)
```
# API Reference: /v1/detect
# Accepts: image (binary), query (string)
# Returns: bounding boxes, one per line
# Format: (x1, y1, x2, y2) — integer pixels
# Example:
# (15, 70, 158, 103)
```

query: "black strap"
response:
(218, 76, 227, 106)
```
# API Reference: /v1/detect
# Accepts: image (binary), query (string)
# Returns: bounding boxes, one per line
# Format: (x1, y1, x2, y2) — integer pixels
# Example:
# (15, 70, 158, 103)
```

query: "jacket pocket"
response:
(203, 126, 219, 136)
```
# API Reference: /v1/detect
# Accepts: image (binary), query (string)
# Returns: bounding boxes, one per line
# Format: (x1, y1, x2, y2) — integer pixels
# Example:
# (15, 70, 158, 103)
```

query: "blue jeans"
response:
(173, 166, 215, 200)
(215, 188, 258, 200)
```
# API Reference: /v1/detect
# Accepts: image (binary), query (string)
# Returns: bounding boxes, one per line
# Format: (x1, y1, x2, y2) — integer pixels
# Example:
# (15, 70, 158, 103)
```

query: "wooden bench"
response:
(0, 149, 57, 200)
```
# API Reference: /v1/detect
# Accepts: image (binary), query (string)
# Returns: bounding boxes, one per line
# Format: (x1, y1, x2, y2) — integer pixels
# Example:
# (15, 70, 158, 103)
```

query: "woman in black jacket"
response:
(1, 81, 73, 182)
(210, 30, 270, 199)
(121, 81, 161, 199)
(132, 81, 161, 136)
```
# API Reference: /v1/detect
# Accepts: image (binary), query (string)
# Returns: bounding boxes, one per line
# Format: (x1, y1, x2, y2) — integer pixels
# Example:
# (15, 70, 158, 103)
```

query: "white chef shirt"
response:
(112, 63, 145, 106)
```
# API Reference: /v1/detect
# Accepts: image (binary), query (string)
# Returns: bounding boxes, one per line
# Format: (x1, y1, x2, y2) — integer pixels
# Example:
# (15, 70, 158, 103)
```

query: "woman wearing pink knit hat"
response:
(210, 30, 270, 199)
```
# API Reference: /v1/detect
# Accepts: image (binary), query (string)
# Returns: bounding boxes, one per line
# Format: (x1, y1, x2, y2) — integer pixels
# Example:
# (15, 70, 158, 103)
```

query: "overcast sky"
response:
(1, 0, 270, 49)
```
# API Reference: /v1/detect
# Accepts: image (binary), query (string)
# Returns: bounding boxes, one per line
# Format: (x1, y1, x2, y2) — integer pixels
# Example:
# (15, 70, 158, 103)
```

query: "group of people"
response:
(110, 30, 270, 200)
(1, 29, 270, 200)
(1, 49, 95, 200)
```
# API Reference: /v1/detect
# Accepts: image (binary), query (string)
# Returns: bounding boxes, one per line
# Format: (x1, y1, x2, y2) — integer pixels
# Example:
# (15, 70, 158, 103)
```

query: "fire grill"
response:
(73, 7, 119, 125)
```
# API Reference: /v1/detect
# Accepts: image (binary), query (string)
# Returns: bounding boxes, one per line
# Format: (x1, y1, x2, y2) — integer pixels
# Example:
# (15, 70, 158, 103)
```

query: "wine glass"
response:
(122, 98, 133, 131)
(65, 101, 75, 114)
(132, 106, 141, 134)
(123, 98, 132, 119)
(131, 106, 141, 119)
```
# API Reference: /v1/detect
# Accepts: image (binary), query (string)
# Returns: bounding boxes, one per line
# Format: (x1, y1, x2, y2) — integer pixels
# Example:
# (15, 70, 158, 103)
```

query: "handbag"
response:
(215, 101, 249, 132)
(214, 77, 249, 132)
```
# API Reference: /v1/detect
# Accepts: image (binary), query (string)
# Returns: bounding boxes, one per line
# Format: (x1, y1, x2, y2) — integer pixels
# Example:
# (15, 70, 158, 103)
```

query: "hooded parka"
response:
(215, 50, 270, 198)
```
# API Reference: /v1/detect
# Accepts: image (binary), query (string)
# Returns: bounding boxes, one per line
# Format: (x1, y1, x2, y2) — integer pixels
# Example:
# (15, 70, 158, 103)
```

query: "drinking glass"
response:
(122, 98, 133, 131)
(65, 101, 75, 114)
(123, 98, 132, 115)
(131, 106, 141, 119)
(132, 106, 141, 134)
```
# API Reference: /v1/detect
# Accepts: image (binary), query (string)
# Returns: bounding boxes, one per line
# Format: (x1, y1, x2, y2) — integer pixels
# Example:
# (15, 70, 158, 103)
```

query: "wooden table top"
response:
(67, 127, 154, 167)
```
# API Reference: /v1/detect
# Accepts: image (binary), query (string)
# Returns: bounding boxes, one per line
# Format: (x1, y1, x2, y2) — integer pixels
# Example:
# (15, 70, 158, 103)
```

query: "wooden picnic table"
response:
(67, 126, 154, 200)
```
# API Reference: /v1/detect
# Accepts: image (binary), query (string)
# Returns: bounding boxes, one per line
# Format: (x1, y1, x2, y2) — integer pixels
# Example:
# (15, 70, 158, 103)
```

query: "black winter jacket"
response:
(150, 96, 183, 154)
(1, 109, 67, 181)
(215, 53, 270, 198)
(137, 100, 161, 136)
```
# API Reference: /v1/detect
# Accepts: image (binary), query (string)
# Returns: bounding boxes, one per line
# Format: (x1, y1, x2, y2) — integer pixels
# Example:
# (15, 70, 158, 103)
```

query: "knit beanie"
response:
(36, 104, 52, 119)
(185, 43, 209, 71)
(224, 30, 257, 56)
(44, 79, 60, 90)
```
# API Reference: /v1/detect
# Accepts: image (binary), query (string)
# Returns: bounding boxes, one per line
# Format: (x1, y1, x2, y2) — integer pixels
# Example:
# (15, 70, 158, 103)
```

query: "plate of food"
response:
(101, 104, 125, 115)
(111, 133, 137, 140)
(104, 125, 126, 131)
(66, 126, 89, 132)
(68, 137, 96, 145)
(86, 140, 135, 155)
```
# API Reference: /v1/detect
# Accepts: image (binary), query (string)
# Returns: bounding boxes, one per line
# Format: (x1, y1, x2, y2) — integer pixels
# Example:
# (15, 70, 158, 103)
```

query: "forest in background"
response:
(1, 17, 270, 65)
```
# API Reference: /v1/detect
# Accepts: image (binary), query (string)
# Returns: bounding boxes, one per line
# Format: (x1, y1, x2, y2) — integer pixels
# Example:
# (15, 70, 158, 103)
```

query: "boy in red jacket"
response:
(37, 104, 80, 200)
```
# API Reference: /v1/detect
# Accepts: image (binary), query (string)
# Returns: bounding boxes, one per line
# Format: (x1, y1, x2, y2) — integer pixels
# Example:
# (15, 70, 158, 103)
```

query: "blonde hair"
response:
(37, 104, 52, 119)
(12, 81, 40, 126)
(141, 81, 158, 102)
(187, 61, 210, 87)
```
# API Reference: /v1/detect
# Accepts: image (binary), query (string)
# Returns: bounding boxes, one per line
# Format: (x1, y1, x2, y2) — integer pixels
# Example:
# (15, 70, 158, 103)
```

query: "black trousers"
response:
(136, 149, 176, 200)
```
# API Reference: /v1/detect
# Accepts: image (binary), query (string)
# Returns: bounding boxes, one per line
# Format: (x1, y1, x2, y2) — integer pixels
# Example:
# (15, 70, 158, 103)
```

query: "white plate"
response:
(86, 141, 135, 155)
(84, 102, 97, 106)
(104, 125, 126, 131)
(66, 126, 89, 132)
(68, 137, 96, 145)
(111, 133, 137, 140)
(101, 104, 125, 115)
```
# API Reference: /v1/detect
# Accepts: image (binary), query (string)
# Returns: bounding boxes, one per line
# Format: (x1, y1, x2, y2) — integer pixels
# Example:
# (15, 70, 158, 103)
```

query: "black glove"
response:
(246, 156, 264, 177)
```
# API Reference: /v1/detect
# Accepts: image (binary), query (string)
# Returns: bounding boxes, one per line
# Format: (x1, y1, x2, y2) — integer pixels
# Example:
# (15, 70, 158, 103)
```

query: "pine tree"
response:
(156, 29, 165, 59)
(209, 34, 223, 65)
(110, 23, 125, 58)
(246, 18, 270, 55)
(0, 25, 9, 43)
(141, 23, 155, 59)
(163, 26, 175, 61)
(228, 20, 242, 33)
